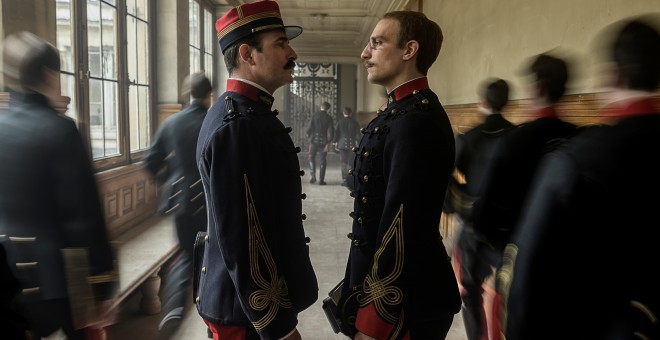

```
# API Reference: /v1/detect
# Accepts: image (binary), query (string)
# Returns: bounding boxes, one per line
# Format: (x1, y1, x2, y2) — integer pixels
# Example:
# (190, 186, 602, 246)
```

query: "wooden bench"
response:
(109, 214, 179, 314)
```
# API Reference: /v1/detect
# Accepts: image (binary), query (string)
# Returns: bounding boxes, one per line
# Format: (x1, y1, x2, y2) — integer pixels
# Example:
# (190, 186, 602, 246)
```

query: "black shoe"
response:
(319, 181, 327, 185)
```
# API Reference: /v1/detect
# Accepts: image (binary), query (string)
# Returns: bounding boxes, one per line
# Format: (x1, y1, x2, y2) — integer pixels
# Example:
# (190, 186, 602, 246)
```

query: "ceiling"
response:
(209, 0, 411, 63)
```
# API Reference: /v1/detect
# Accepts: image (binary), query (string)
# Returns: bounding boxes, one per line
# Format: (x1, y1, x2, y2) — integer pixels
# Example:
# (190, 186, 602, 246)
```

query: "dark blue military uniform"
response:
(342, 77, 461, 339)
(500, 97, 660, 340)
(0, 93, 116, 338)
(143, 100, 208, 329)
(334, 114, 361, 186)
(195, 79, 318, 340)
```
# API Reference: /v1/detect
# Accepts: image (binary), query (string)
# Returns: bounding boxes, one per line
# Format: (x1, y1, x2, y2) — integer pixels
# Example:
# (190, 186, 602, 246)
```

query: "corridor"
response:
(107, 154, 467, 340)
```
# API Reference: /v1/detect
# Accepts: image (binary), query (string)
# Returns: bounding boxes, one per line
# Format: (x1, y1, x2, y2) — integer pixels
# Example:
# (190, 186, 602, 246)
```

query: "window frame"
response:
(55, 0, 156, 171)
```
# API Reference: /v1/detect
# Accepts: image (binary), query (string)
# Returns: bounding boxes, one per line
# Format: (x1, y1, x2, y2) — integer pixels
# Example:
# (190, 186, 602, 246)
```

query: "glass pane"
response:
(101, 2, 117, 80)
(136, 20, 149, 84)
(137, 0, 148, 20)
(205, 9, 213, 54)
(61, 74, 77, 121)
(126, 0, 136, 16)
(189, 0, 200, 48)
(190, 48, 200, 74)
(103, 81, 119, 156)
(127, 16, 137, 84)
(102, 0, 116, 6)
(89, 79, 119, 158)
(56, 0, 74, 73)
(129, 85, 150, 151)
(87, 0, 102, 77)
(205, 53, 212, 79)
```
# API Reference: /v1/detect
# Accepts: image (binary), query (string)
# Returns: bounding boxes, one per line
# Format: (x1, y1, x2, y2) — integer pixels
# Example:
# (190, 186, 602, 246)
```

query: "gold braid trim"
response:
(360, 204, 405, 324)
(496, 243, 518, 335)
(244, 174, 292, 330)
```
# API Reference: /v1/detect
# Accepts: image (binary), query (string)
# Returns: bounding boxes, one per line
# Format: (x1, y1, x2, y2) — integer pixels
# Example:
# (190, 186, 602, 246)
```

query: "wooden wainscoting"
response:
(445, 92, 608, 135)
(95, 163, 159, 239)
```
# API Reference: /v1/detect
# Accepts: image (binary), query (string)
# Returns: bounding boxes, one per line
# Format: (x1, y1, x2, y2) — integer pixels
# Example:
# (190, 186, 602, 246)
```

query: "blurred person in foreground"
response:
(447, 78, 514, 340)
(333, 106, 361, 187)
(0, 31, 117, 340)
(339, 10, 461, 339)
(497, 17, 660, 340)
(143, 72, 212, 338)
(194, 1, 318, 339)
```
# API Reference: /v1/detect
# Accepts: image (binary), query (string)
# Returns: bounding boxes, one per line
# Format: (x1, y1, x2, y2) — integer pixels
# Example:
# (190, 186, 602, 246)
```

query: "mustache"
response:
(284, 59, 297, 69)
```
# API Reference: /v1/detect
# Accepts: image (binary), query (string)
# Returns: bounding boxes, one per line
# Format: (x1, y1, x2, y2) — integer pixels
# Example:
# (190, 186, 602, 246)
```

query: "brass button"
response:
(357, 217, 363, 224)
(349, 211, 356, 218)
(360, 127, 366, 134)
(348, 169, 353, 175)
(392, 109, 397, 113)
(363, 175, 369, 182)
(195, 296, 200, 304)
(352, 147, 358, 153)
(299, 170, 305, 176)
(204, 234, 209, 242)
(305, 237, 311, 243)
(273, 109, 279, 115)
(413, 90, 419, 94)
(349, 191, 355, 198)
(363, 151, 369, 157)
(301, 214, 307, 220)
(286, 127, 292, 133)
(294, 146, 301, 153)
(361, 196, 368, 204)
(373, 127, 379, 133)
(353, 240, 360, 247)
(202, 267, 206, 274)
(300, 193, 307, 200)
(347, 233, 353, 239)
(422, 99, 429, 104)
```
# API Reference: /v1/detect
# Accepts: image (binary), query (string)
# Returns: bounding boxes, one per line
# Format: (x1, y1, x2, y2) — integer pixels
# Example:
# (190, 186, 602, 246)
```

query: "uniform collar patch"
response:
(388, 77, 429, 103)
(226, 79, 274, 108)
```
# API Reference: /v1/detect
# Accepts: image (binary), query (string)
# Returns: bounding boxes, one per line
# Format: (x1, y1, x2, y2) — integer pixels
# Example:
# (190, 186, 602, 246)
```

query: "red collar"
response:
(388, 77, 430, 103)
(226, 79, 274, 106)
(603, 97, 660, 118)
(535, 106, 558, 118)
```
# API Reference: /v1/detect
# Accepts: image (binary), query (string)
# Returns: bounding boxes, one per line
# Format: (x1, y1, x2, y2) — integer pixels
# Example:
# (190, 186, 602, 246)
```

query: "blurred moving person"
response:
(0, 31, 117, 340)
(498, 17, 660, 340)
(333, 107, 361, 187)
(143, 72, 212, 338)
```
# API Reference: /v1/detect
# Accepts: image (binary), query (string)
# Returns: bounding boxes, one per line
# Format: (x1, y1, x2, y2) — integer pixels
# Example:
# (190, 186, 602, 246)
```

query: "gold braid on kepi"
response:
(215, 0, 302, 54)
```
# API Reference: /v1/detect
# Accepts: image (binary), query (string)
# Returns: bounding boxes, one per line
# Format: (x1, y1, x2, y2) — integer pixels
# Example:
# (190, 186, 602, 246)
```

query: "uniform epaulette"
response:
(223, 96, 241, 121)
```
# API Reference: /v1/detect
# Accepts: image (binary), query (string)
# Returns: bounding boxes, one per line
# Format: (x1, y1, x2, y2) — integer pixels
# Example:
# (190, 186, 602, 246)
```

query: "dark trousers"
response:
(308, 143, 328, 182)
(338, 148, 354, 183)
(409, 313, 455, 339)
(455, 227, 502, 340)
(20, 298, 85, 340)
(160, 212, 206, 328)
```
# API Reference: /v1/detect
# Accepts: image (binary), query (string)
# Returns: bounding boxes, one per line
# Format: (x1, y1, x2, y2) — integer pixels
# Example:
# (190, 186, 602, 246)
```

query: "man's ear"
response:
(402, 40, 419, 61)
(239, 44, 255, 65)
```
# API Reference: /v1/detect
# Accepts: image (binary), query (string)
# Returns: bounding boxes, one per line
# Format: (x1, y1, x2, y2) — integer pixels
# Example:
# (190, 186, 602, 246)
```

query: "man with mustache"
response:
(338, 10, 461, 340)
(194, 1, 318, 340)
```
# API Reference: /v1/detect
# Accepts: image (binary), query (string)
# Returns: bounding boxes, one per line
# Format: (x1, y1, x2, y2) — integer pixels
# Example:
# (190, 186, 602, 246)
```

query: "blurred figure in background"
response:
(447, 78, 514, 340)
(498, 16, 660, 340)
(333, 106, 361, 187)
(469, 53, 577, 339)
(306, 101, 334, 185)
(143, 72, 212, 338)
(0, 31, 117, 340)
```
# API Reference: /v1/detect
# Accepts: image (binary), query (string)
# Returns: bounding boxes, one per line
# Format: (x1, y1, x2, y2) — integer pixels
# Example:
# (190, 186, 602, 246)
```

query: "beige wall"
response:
(425, 0, 660, 105)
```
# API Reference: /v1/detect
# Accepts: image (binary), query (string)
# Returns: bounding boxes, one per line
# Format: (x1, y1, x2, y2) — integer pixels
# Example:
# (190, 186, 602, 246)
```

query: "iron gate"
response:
(285, 63, 340, 151)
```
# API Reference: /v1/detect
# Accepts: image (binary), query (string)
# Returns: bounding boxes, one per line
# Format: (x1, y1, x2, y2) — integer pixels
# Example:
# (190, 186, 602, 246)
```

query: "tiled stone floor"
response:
(107, 154, 467, 340)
